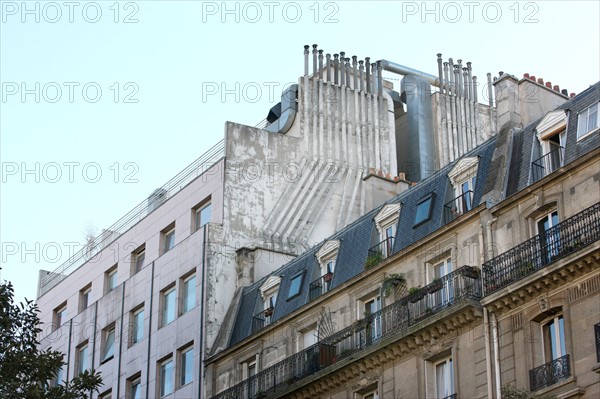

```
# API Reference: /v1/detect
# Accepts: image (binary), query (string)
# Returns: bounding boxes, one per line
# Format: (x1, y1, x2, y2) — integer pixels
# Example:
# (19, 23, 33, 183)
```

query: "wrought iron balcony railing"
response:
(532, 146, 563, 183)
(483, 202, 600, 294)
(252, 308, 274, 334)
(441, 395, 457, 399)
(529, 354, 570, 391)
(595, 323, 600, 363)
(366, 236, 395, 268)
(444, 190, 474, 224)
(212, 267, 481, 399)
(308, 273, 334, 302)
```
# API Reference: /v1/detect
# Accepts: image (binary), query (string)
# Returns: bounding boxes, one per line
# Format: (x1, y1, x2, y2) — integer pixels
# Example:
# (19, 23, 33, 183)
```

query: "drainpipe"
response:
(66, 319, 73, 382)
(479, 222, 493, 399)
(491, 312, 502, 398)
(198, 224, 208, 398)
(145, 261, 155, 398)
(486, 218, 497, 260)
(487, 73, 495, 133)
(115, 282, 126, 399)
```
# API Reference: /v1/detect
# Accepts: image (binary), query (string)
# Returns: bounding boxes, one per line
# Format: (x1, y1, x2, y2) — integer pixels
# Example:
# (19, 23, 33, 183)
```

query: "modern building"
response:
(36, 45, 599, 399)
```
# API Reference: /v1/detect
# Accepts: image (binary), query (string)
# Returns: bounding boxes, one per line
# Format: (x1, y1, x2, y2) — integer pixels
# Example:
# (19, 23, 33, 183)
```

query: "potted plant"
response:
(382, 273, 405, 297)
(264, 306, 274, 317)
(254, 391, 267, 399)
(323, 272, 334, 282)
(365, 252, 384, 269)
(408, 287, 424, 303)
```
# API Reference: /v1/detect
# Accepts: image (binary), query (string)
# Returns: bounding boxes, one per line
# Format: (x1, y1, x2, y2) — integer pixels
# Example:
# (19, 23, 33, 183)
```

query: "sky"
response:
(1, 0, 599, 304)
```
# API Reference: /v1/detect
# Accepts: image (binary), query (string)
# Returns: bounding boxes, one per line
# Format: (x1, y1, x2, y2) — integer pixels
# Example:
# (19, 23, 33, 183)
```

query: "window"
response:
(79, 285, 91, 312)
(414, 194, 434, 226)
(538, 211, 560, 262)
(362, 295, 382, 341)
(76, 342, 89, 375)
(435, 357, 455, 399)
(105, 266, 118, 294)
(447, 157, 478, 218)
(162, 224, 176, 254)
(302, 328, 318, 350)
(131, 306, 144, 345)
(181, 274, 196, 314)
(99, 390, 112, 399)
(577, 102, 599, 139)
(373, 204, 400, 258)
(131, 245, 145, 275)
(159, 357, 174, 397)
(243, 359, 257, 399)
(128, 375, 141, 399)
(194, 200, 212, 231)
(313, 240, 340, 299)
(179, 345, 194, 387)
(101, 325, 116, 362)
(53, 365, 64, 387)
(162, 286, 176, 326)
(258, 276, 281, 326)
(542, 315, 566, 362)
(362, 390, 379, 399)
(53, 302, 67, 331)
(287, 272, 304, 299)
(432, 258, 453, 305)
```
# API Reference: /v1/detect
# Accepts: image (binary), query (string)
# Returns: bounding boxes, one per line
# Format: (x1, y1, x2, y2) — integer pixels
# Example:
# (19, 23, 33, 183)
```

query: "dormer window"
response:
(373, 204, 400, 258)
(253, 276, 281, 332)
(533, 110, 566, 182)
(577, 102, 598, 140)
(310, 240, 340, 301)
(446, 157, 478, 222)
(414, 194, 434, 227)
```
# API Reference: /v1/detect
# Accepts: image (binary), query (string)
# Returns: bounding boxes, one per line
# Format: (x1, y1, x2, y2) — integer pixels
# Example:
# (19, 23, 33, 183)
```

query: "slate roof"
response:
(227, 82, 599, 349)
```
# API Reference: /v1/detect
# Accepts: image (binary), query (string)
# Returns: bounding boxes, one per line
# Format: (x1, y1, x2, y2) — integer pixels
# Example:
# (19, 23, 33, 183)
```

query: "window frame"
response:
(101, 324, 116, 363)
(105, 265, 118, 294)
(131, 245, 146, 275)
(181, 274, 196, 315)
(577, 102, 599, 140)
(287, 271, 304, 300)
(414, 193, 435, 227)
(53, 302, 67, 331)
(127, 374, 141, 399)
(79, 285, 91, 313)
(541, 314, 566, 363)
(76, 342, 89, 375)
(161, 285, 177, 327)
(159, 356, 174, 397)
(434, 356, 455, 399)
(193, 199, 212, 232)
(162, 224, 176, 255)
(130, 306, 144, 346)
(178, 343, 194, 388)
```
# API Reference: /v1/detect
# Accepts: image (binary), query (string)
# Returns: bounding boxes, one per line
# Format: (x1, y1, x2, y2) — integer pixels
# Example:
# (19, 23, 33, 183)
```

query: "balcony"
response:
(529, 354, 570, 392)
(444, 190, 474, 224)
(483, 202, 600, 295)
(308, 273, 334, 302)
(595, 323, 600, 363)
(365, 236, 394, 269)
(532, 146, 563, 183)
(212, 267, 481, 399)
(252, 308, 274, 334)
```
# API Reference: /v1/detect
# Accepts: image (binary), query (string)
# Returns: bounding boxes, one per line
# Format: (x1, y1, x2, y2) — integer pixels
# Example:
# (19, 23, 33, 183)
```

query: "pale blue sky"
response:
(1, 0, 599, 303)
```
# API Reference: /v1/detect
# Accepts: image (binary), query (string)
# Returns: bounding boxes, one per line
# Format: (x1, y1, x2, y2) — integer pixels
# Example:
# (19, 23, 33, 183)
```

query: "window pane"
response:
(589, 104, 598, 131)
(131, 381, 140, 399)
(558, 316, 566, 357)
(288, 274, 303, 298)
(183, 276, 196, 313)
(181, 349, 193, 386)
(103, 330, 115, 360)
(197, 203, 212, 230)
(134, 310, 144, 343)
(135, 251, 145, 273)
(160, 360, 174, 396)
(163, 290, 176, 325)
(164, 231, 175, 252)
(78, 346, 88, 373)
(415, 196, 433, 224)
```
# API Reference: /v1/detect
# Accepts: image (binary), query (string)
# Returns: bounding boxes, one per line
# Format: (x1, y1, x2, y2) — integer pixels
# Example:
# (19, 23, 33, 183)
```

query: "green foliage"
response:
(365, 252, 384, 269)
(501, 384, 555, 399)
(0, 270, 102, 398)
(382, 273, 405, 297)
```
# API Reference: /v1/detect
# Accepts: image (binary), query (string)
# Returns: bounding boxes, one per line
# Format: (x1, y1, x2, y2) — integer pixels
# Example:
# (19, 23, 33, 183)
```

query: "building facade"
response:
(36, 45, 599, 399)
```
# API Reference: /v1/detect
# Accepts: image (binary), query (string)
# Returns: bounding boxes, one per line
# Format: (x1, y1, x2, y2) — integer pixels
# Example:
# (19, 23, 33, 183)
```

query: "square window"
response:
(179, 345, 194, 387)
(194, 200, 212, 232)
(414, 194, 434, 226)
(128, 375, 141, 399)
(131, 245, 145, 275)
(577, 103, 599, 139)
(99, 390, 112, 399)
(162, 224, 176, 254)
(76, 342, 89, 375)
(181, 274, 196, 314)
(105, 266, 118, 294)
(101, 325, 116, 362)
(162, 286, 176, 326)
(287, 272, 304, 299)
(131, 306, 144, 346)
(53, 302, 67, 331)
(159, 357, 174, 397)
(79, 285, 91, 313)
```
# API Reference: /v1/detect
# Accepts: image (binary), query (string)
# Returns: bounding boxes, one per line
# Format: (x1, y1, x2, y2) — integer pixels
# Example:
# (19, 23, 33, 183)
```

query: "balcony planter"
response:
(516, 260, 534, 276)
(365, 252, 384, 269)
(264, 307, 274, 317)
(408, 287, 424, 303)
(323, 272, 334, 282)
(426, 279, 443, 294)
(463, 267, 480, 279)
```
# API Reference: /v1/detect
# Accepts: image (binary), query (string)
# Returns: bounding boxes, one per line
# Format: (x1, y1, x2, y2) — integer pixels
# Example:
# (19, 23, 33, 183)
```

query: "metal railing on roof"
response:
(444, 190, 474, 224)
(532, 146, 563, 183)
(38, 139, 226, 296)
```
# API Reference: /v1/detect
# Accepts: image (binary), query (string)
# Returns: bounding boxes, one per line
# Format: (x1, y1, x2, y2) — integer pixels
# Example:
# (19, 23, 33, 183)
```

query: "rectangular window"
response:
(181, 274, 196, 314)
(105, 266, 118, 294)
(79, 285, 91, 313)
(433, 258, 453, 306)
(99, 390, 112, 399)
(131, 245, 145, 275)
(128, 375, 141, 399)
(54, 366, 64, 387)
(162, 224, 176, 254)
(244, 360, 257, 398)
(538, 211, 560, 262)
(131, 307, 144, 345)
(179, 345, 194, 387)
(414, 194, 434, 226)
(577, 103, 599, 139)
(435, 357, 455, 399)
(159, 357, 174, 397)
(287, 272, 304, 299)
(53, 302, 67, 331)
(162, 286, 176, 326)
(76, 342, 89, 375)
(363, 296, 382, 341)
(543, 315, 566, 361)
(194, 200, 212, 231)
(101, 325, 116, 362)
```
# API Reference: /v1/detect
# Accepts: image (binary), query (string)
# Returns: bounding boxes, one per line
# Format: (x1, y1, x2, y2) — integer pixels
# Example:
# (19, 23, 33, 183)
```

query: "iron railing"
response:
(595, 323, 600, 363)
(39, 140, 226, 296)
(529, 354, 570, 391)
(444, 190, 474, 224)
(532, 146, 563, 183)
(308, 273, 334, 302)
(441, 395, 457, 399)
(252, 308, 274, 334)
(483, 202, 600, 294)
(366, 236, 395, 268)
(212, 267, 481, 399)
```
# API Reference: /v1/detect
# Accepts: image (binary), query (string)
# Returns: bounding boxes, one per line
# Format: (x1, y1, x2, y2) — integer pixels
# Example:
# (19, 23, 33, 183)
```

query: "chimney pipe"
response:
(312, 44, 318, 76)
(377, 61, 383, 97)
(545, 82, 552, 88)
(326, 53, 332, 82)
(443, 62, 450, 95)
(537, 77, 544, 84)
(365, 57, 371, 93)
(486, 72, 493, 108)
(340, 52, 346, 86)
(359, 60, 365, 92)
(524, 73, 530, 79)
(457, 59, 464, 97)
(561, 89, 568, 96)
(467, 62, 474, 102)
(318, 50, 324, 80)
(529, 75, 536, 81)
(304, 45, 309, 76)
(473, 76, 478, 103)
(437, 53, 444, 94)
(553, 85, 559, 92)
(570, 93, 575, 98)
(346, 58, 351, 89)
(352, 56, 358, 90)
(334, 54, 339, 85)
(448, 58, 454, 94)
